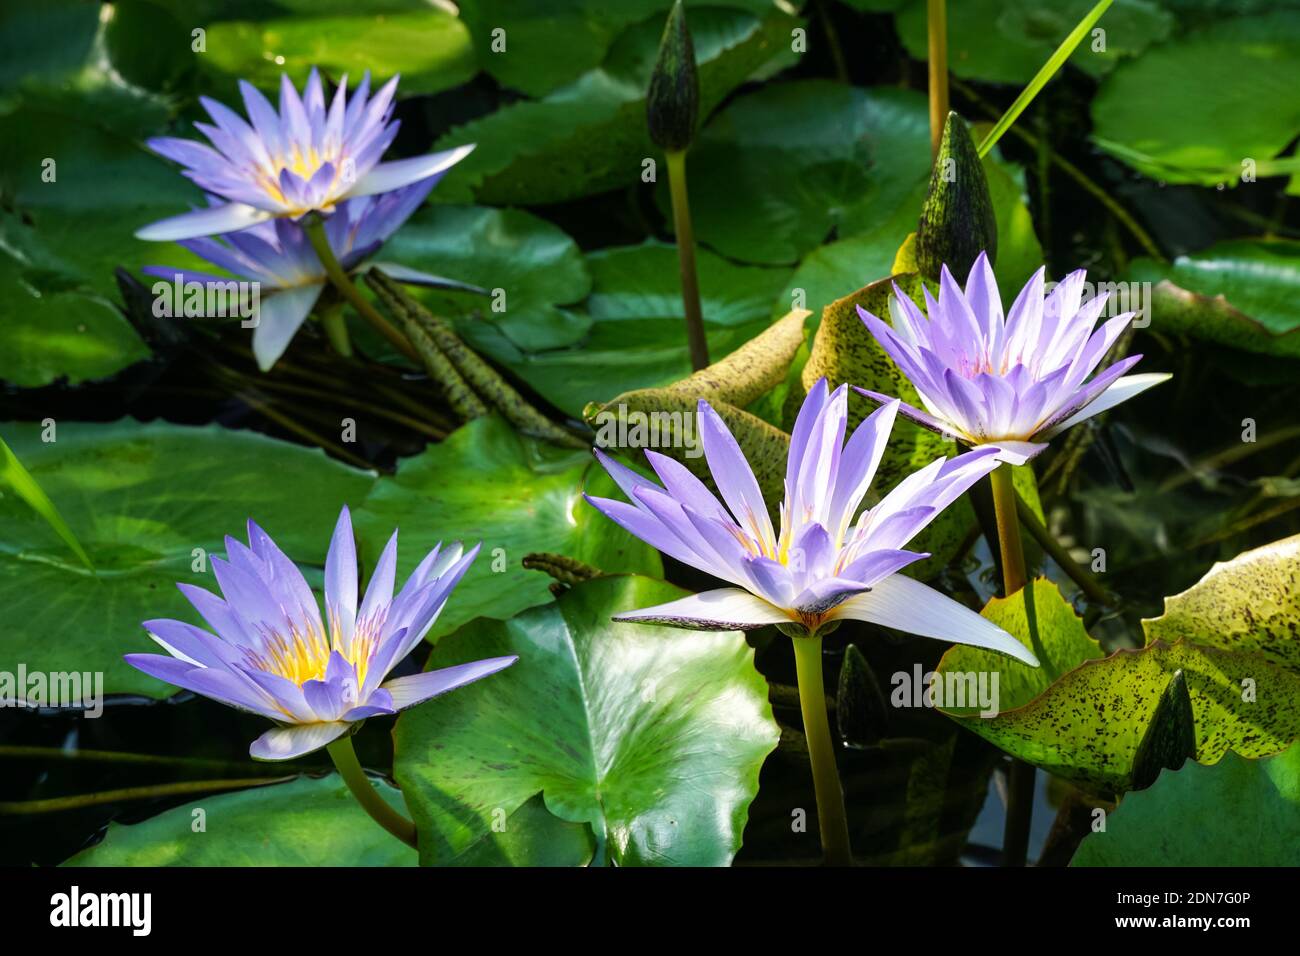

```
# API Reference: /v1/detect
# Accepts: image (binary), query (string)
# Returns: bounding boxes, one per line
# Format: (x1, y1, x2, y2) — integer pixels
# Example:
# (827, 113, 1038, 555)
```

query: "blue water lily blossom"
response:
(586, 380, 1037, 665)
(125, 506, 515, 761)
(144, 180, 440, 370)
(857, 253, 1171, 465)
(136, 68, 472, 241)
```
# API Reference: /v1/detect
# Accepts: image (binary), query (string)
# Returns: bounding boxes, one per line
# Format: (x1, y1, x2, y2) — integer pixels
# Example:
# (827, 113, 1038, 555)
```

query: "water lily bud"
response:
(915, 111, 997, 282)
(837, 643, 890, 747)
(646, 0, 699, 152)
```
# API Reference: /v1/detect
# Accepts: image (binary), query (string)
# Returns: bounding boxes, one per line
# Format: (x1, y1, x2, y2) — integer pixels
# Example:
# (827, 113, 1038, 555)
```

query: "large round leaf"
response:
(393, 575, 780, 866)
(64, 775, 416, 866)
(1130, 239, 1300, 358)
(200, 7, 476, 94)
(0, 420, 375, 698)
(895, 0, 1172, 84)
(1144, 533, 1300, 673)
(430, 6, 799, 204)
(382, 205, 592, 352)
(492, 242, 792, 419)
(1071, 743, 1300, 866)
(352, 416, 662, 643)
(1091, 12, 1300, 185)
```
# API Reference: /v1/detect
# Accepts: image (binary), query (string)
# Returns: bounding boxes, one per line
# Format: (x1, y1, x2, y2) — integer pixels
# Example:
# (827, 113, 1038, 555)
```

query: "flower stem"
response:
(665, 149, 709, 371)
(304, 218, 420, 363)
(792, 634, 852, 866)
(326, 736, 418, 850)
(989, 462, 1033, 865)
(318, 301, 353, 358)
(989, 464, 1027, 596)
(926, 0, 949, 161)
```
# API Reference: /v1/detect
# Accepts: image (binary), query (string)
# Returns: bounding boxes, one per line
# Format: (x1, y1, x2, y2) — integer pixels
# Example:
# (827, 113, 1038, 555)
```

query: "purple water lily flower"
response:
(856, 253, 1171, 465)
(136, 68, 472, 241)
(125, 506, 515, 761)
(143, 180, 440, 370)
(586, 379, 1037, 665)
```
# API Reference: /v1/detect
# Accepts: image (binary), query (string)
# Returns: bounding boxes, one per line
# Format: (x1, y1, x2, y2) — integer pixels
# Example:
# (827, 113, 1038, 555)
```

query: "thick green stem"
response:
(304, 218, 419, 362)
(989, 464, 1027, 596)
(792, 634, 852, 866)
(665, 150, 709, 371)
(989, 463, 1032, 865)
(926, 0, 949, 161)
(326, 736, 418, 850)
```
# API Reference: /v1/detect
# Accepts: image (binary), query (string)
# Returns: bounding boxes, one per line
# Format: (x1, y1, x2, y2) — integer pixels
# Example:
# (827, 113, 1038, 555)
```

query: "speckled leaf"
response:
(950, 640, 1300, 793)
(393, 575, 780, 866)
(352, 416, 662, 643)
(64, 775, 416, 866)
(936, 579, 1104, 714)
(1144, 533, 1300, 674)
(1072, 743, 1300, 866)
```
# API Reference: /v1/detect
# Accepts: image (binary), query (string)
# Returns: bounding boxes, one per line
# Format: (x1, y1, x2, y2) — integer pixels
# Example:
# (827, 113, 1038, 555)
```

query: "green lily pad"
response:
(352, 416, 662, 643)
(937, 579, 1105, 714)
(431, 5, 799, 204)
(393, 575, 780, 866)
(1091, 12, 1300, 185)
(1071, 743, 1300, 866)
(64, 775, 416, 866)
(667, 82, 931, 266)
(1130, 239, 1300, 358)
(895, 0, 1172, 84)
(0, 419, 376, 698)
(381, 205, 592, 352)
(491, 242, 792, 419)
(946, 639, 1300, 793)
(1144, 533, 1300, 673)
(200, 7, 477, 95)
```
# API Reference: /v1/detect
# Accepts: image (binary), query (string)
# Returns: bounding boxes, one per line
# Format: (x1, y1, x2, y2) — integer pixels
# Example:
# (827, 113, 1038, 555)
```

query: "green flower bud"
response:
(915, 111, 998, 282)
(646, 0, 699, 153)
(1130, 668, 1197, 790)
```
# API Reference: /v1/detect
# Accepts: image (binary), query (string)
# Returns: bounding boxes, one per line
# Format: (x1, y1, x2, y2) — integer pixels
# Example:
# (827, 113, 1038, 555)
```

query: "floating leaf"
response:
(1091, 12, 1300, 185)
(352, 416, 662, 643)
(393, 575, 780, 866)
(64, 775, 416, 866)
(1130, 239, 1300, 358)
(431, 6, 799, 204)
(1071, 743, 1300, 866)
(381, 205, 592, 352)
(0, 420, 375, 698)
(489, 242, 791, 419)
(1143, 533, 1300, 673)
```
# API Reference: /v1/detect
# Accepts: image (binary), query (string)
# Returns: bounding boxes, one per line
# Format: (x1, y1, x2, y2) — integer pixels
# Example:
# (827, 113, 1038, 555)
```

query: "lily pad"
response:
(352, 415, 663, 643)
(64, 775, 416, 866)
(431, 5, 799, 204)
(392, 575, 780, 866)
(946, 639, 1300, 793)
(200, 7, 477, 95)
(0, 419, 376, 698)
(1144, 533, 1300, 673)
(381, 205, 592, 352)
(936, 579, 1105, 714)
(1091, 12, 1300, 185)
(1129, 239, 1300, 358)
(492, 242, 792, 419)
(1071, 743, 1300, 866)
(895, 0, 1172, 84)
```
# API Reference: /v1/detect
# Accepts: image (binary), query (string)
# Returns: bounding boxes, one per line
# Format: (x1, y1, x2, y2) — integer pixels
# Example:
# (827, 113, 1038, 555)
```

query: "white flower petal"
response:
(1038, 373, 1172, 438)
(613, 588, 792, 631)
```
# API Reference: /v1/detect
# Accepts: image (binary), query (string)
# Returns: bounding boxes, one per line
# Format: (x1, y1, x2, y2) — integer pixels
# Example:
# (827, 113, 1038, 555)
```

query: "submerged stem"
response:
(792, 634, 852, 866)
(326, 736, 418, 850)
(304, 218, 419, 362)
(665, 150, 710, 371)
